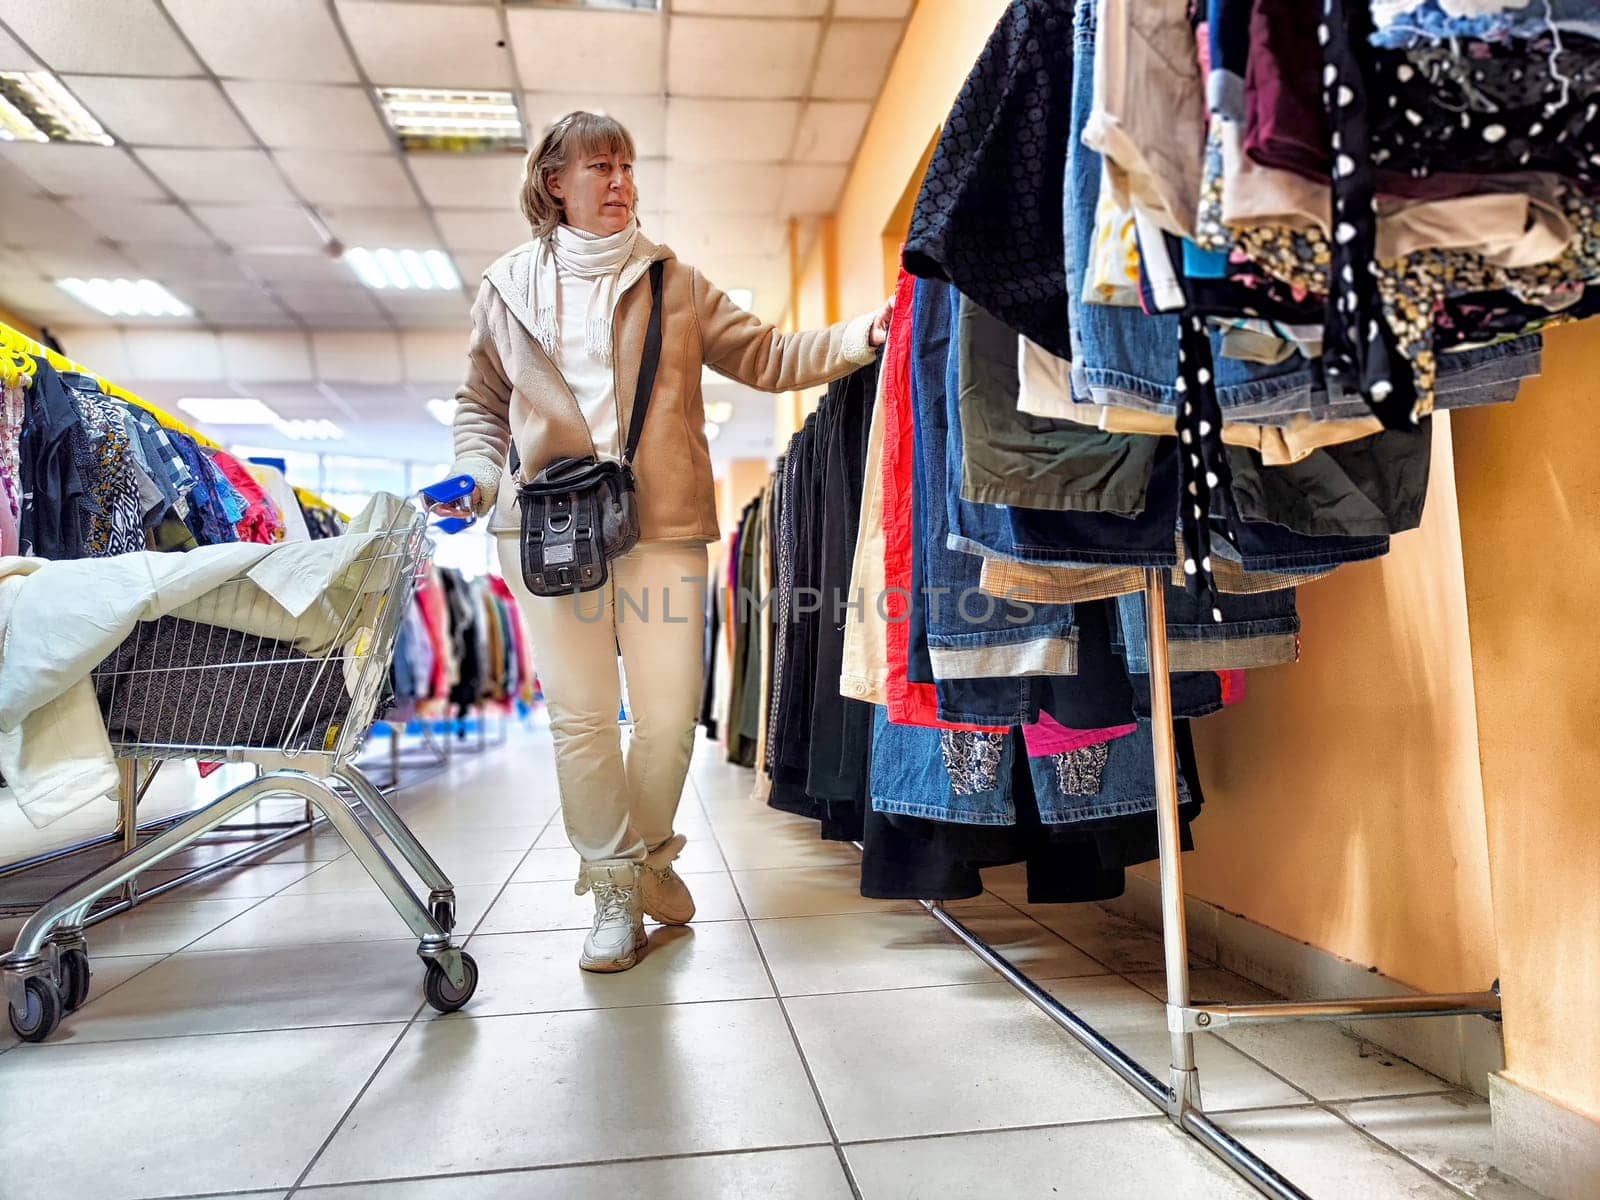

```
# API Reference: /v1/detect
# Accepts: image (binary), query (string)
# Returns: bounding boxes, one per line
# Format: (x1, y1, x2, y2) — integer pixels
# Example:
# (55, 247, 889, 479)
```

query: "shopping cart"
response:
(2, 494, 480, 1041)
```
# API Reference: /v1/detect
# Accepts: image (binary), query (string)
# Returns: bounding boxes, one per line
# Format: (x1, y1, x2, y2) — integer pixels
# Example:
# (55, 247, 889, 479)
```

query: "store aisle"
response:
(0, 726, 1530, 1200)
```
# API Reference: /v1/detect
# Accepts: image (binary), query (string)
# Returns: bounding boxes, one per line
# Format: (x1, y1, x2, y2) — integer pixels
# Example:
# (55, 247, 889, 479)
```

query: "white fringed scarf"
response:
(528, 218, 641, 364)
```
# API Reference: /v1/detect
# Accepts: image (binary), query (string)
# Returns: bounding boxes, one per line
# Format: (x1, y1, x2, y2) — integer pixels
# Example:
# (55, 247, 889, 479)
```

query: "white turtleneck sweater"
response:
(558, 268, 619, 460)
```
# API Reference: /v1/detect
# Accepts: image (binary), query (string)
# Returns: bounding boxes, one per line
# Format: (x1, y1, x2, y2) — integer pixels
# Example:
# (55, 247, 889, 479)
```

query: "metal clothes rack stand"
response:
(917, 569, 1503, 1200)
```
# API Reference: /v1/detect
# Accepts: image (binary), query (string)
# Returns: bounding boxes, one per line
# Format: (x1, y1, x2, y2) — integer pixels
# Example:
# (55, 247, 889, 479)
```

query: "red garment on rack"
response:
(210, 450, 283, 545)
(880, 265, 1005, 733)
(414, 569, 452, 704)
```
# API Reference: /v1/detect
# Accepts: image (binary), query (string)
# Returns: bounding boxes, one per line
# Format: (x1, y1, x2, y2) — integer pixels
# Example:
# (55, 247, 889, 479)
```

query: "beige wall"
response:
(1452, 322, 1600, 1124)
(1157, 417, 1499, 995)
(715, 457, 771, 537)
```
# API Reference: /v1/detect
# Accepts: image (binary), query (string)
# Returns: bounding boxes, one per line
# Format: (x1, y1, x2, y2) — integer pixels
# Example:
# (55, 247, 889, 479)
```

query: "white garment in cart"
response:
(0, 494, 407, 828)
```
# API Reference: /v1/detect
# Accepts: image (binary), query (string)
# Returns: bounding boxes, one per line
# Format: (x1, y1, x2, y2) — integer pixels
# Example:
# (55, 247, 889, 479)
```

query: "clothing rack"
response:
(0, 321, 343, 516)
(909, 569, 1504, 1200)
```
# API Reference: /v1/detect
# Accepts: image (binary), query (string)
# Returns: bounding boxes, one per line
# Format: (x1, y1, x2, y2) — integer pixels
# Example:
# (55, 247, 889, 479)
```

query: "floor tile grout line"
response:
(280, 761, 570, 1198)
(1311, 1097, 1483, 1200)
(689, 767, 865, 1200)
(286, 1140, 841, 1193)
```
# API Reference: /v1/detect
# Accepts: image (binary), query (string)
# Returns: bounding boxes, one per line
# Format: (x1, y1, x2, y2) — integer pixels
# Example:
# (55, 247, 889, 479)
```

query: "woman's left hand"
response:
(868, 295, 895, 347)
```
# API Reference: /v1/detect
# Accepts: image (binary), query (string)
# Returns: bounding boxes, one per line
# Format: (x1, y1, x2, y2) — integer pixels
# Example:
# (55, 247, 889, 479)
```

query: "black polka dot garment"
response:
(1172, 313, 1231, 620)
(1321, 0, 1419, 430)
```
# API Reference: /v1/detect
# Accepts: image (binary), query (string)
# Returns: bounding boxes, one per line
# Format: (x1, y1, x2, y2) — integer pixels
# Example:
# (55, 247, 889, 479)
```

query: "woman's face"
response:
(549, 145, 635, 237)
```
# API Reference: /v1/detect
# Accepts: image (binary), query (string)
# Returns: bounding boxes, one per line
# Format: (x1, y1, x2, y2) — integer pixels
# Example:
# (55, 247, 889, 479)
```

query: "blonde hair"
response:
(520, 111, 638, 238)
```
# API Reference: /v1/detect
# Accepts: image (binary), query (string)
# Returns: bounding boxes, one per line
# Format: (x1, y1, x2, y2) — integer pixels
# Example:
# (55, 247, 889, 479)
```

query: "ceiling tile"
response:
(185, 284, 292, 324)
(124, 245, 252, 286)
(0, 192, 104, 247)
(138, 148, 295, 205)
(121, 330, 226, 381)
(834, 0, 913, 15)
(219, 331, 313, 381)
(192, 204, 326, 250)
(321, 206, 438, 248)
(273, 150, 413, 207)
(668, 17, 819, 99)
(434, 208, 529, 253)
(0, 144, 165, 200)
(408, 153, 525, 209)
(276, 283, 387, 317)
(0, 278, 94, 323)
(666, 99, 800, 164)
(792, 101, 872, 164)
(224, 82, 391, 152)
(664, 162, 782, 215)
(0, 26, 36, 70)
(334, 1, 513, 88)
(673, 0, 826, 12)
(506, 10, 663, 96)
(0, 0, 200, 76)
(27, 242, 143, 279)
(60, 77, 252, 149)
(311, 331, 403, 383)
(452, 251, 500, 285)
(165, 0, 359, 83)
(521, 93, 666, 157)
(67, 200, 212, 247)
(377, 290, 472, 329)
(812, 20, 903, 100)
(778, 164, 847, 215)
(236, 250, 350, 288)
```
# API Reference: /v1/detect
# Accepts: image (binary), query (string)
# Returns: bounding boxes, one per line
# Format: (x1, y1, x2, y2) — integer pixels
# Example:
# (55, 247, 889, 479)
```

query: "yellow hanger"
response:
(2, 320, 344, 516)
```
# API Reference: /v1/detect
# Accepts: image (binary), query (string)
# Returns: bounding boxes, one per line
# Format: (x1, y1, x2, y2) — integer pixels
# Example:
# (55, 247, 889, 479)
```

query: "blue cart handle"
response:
(419, 475, 477, 534)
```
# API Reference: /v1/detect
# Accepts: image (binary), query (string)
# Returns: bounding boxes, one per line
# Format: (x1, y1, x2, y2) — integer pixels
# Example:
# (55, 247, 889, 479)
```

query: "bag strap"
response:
(621, 259, 666, 466)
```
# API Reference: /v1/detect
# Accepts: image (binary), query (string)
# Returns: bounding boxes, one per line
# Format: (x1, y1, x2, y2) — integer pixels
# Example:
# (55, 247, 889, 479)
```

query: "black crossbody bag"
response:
(513, 260, 665, 596)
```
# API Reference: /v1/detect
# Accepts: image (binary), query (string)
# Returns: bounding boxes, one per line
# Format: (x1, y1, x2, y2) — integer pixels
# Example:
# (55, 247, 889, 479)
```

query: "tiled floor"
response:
(0, 725, 1545, 1200)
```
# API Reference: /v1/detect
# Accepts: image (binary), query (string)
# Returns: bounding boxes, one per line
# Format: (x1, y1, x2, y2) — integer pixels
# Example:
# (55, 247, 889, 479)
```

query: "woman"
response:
(440, 111, 891, 973)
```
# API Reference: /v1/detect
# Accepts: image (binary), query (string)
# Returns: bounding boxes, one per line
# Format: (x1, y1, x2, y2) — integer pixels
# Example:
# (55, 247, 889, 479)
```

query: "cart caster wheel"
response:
(423, 952, 478, 1014)
(430, 899, 456, 933)
(57, 949, 91, 1012)
(9, 977, 63, 1042)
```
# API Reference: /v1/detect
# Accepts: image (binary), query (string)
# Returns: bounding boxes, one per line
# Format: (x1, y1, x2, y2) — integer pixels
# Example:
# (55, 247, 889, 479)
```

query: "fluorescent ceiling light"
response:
(725, 288, 754, 312)
(426, 398, 458, 426)
(57, 277, 191, 318)
(274, 419, 344, 442)
(344, 247, 460, 291)
(0, 71, 112, 145)
(703, 420, 721, 442)
(377, 87, 524, 152)
(177, 396, 283, 425)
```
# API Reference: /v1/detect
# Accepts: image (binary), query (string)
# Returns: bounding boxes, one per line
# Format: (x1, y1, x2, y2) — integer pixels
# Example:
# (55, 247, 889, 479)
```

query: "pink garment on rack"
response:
(414, 570, 452, 705)
(1021, 711, 1138, 759)
(1218, 669, 1247, 707)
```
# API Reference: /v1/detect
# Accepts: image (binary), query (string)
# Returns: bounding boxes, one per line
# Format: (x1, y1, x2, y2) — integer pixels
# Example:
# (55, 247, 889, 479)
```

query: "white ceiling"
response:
(0, 0, 910, 469)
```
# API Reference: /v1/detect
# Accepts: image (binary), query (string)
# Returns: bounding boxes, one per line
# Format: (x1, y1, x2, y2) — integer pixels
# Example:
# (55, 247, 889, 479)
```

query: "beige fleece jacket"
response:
(448, 234, 879, 542)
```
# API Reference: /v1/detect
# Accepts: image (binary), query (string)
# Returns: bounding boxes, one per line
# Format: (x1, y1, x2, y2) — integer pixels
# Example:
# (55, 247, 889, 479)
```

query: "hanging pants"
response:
(496, 536, 709, 879)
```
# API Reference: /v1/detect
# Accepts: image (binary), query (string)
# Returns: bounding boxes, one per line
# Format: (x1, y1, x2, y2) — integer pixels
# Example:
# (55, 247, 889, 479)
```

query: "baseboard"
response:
(1101, 873, 1505, 1097)
(1490, 1073, 1600, 1200)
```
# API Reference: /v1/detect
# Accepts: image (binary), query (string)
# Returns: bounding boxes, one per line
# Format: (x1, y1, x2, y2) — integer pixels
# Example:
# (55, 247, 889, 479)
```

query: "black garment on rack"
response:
(441, 571, 482, 718)
(17, 357, 88, 560)
(807, 363, 878, 806)
(902, 0, 1077, 359)
(860, 720, 1205, 903)
(698, 559, 721, 739)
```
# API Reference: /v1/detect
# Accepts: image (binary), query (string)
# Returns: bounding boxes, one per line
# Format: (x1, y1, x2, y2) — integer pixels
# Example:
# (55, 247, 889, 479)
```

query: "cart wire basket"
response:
(2, 498, 480, 1041)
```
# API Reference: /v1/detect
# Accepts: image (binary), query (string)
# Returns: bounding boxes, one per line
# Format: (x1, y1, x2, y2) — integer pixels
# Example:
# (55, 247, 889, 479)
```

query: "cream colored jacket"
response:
(448, 233, 879, 541)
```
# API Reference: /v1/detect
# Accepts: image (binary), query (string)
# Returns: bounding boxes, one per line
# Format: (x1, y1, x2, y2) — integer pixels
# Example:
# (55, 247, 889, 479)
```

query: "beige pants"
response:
(497, 536, 708, 875)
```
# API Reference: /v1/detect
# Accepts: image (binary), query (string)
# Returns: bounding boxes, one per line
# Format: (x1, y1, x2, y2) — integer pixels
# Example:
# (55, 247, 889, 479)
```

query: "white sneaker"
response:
(579, 863, 647, 973)
(641, 862, 696, 926)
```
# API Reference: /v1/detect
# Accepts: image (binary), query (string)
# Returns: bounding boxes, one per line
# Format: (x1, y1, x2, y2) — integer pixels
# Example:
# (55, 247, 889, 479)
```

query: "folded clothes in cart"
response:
(0, 493, 410, 829)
